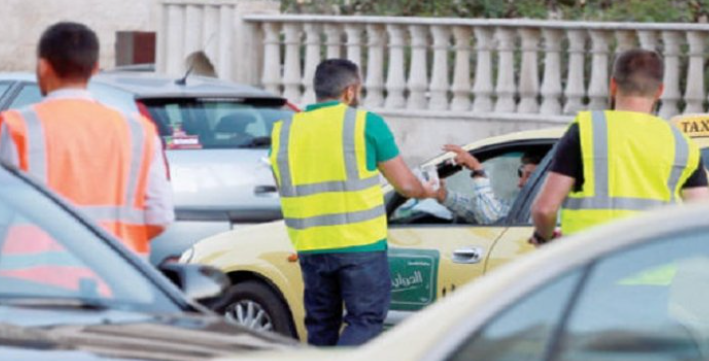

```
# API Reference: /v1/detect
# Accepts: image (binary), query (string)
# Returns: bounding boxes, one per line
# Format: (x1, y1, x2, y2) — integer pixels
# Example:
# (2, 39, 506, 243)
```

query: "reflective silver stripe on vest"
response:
(563, 196, 668, 211)
(124, 115, 146, 207)
(80, 205, 147, 224)
(564, 111, 690, 211)
(667, 126, 689, 202)
(285, 205, 385, 230)
(278, 107, 377, 198)
(19, 108, 48, 181)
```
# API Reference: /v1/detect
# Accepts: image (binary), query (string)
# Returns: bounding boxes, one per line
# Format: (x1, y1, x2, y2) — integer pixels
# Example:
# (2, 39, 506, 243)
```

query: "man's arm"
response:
(680, 156, 709, 203)
(531, 172, 575, 240)
(681, 187, 709, 202)
(379, 155, 435, 199)
(144, 135, 175, 240)
(437, 178, 509, 224)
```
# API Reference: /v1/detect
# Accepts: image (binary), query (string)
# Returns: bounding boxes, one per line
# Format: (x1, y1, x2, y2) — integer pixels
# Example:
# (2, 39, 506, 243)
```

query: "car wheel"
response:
(212, 281, 296, 338)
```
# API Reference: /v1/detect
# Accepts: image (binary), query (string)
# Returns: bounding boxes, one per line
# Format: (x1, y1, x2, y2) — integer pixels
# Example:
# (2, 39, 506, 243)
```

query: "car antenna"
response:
(175, 31, 218, 86)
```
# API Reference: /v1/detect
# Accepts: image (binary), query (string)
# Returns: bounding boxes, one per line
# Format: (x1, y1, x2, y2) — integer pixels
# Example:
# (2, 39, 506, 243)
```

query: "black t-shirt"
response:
(550, 123, 708, 192)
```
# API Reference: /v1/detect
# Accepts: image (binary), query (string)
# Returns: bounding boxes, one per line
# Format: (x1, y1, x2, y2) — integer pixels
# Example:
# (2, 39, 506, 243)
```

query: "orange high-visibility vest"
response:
(0, 99, 158, 254)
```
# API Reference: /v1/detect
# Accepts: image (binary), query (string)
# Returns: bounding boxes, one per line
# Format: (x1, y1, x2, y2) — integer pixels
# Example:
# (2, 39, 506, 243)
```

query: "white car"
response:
(236, 202, 709, 361)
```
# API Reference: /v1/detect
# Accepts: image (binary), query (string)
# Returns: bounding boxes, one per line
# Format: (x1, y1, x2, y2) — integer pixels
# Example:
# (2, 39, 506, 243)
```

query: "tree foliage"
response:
(282, 0, 709, 22)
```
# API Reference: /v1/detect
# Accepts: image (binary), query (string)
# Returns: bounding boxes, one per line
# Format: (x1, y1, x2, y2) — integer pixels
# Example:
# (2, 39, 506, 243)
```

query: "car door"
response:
(386, 139, 556, 315)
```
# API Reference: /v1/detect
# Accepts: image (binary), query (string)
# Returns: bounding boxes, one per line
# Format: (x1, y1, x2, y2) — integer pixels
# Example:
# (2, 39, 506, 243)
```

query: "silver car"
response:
(0, 72, 294, 264)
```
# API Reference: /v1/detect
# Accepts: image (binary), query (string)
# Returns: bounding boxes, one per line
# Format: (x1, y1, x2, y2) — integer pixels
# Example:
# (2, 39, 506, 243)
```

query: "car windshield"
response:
(143, 99, 294, 150)
(0, 167, 181, 313)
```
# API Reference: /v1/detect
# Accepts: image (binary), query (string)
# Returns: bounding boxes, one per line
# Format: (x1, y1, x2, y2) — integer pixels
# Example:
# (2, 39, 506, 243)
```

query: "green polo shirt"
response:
(272, 101, 399, 254)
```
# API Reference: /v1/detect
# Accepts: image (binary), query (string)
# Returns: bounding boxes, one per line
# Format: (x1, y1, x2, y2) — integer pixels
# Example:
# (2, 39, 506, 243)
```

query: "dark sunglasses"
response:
(517, 164, 525, 178)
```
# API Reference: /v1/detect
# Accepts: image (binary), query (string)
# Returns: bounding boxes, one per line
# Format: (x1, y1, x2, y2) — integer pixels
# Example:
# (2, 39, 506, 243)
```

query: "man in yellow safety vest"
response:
(531, 49, 709, 245)
(270, 59, 436, 346)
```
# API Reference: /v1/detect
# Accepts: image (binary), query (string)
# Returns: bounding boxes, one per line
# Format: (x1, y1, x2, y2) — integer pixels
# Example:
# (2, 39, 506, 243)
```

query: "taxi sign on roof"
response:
(671, 114, 709, 138)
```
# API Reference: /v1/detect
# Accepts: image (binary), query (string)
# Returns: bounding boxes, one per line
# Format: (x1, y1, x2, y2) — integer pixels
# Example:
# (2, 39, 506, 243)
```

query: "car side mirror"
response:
(158, 263, 230, 302)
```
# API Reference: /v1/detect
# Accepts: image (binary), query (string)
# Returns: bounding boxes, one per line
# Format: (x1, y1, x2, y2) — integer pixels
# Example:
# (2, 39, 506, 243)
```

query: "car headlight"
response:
(179, 247, 195, 263)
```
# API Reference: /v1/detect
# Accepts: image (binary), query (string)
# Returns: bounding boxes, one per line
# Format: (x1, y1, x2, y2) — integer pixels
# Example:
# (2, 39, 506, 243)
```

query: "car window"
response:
(143, 100, 294, 150)
(701, 148, 709, 170)
(446, 151, 523, 207)
(447, 270, 583, 361)
(0, 168, 181, 313)
(0, 82, 11, 101)
(556, 230, 709, 361)
(8, 84, 42, 109)
(88, 82, 139, 114)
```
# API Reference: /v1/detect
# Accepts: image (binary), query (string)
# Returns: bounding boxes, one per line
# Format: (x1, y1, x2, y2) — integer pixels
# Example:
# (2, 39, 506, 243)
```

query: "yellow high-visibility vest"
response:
(270, 103, 387, 252)
(561, 110, 700, 236)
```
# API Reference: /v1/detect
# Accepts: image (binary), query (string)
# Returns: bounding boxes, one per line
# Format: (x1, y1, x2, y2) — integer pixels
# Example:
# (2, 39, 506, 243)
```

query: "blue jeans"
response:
(298, 251, 391, 346)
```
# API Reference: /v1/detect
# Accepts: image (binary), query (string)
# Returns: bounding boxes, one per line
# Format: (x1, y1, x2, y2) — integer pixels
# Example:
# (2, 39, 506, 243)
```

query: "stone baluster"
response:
(165, 4, 186, 76)
(301, 23, 321, 105)
(494, 28, 517, 113)
(659, 31, 683, 118)
(385, 25, 407, 109)
(282, 23, 303, 103)
(587, 30, 612, 110)
(262, 22, 282, 95)
(472, 27, 494, 113)
(450, 26, 472, 111)
(364, 25, 386, 108)
(184, 5, 203, 57)
(202, 6, 219, 70)
(429, 26, 451, 110)
(345, 24, 363, 67)
(325, 24, 342, 59)
(540, 29, 563, 115)
(615, 30, 636, 54)
(638, 30, 659, 51)
(564, 30, 586, 114)
(684, 31, 706, 114)
(518, 28, 540, 113)
(407, 25, 429, 110)
(217, 5, 234, 81)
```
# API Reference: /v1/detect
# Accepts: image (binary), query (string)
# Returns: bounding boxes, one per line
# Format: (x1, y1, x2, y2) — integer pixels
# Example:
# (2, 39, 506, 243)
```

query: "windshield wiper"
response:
(239, 136, 272, 148)
(0, 297, 111, 311)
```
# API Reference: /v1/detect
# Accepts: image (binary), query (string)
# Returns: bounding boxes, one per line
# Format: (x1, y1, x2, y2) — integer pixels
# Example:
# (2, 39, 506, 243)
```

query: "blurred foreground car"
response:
(0, 162, 296, 359)
(241, 203, 709, 361)
(0, 72, 295, 265)
(185, 119, 709, 339)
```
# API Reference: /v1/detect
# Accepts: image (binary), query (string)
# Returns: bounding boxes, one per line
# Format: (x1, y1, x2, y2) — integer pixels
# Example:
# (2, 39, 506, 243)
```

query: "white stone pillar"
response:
(184, 5, 203, 57)
(165, 4, 186, 76)
(684, 31, 706, 114)
(564, 30, 586, 114)
(156, 3, 168, 73)
(659, 31, 683, 118)
(345, 24, 364, 67)
(429, 26, 451, 111)
(407, 25, 429, 110)
(638, 30, 659, 51)
(282, 23, 303, 103)
(518, 28, 540, 114)
(588, 30, 612, 110)
(218, 5, 236, 81)
(325, 24, 342, 59)
(364, 24, 386, 108)
(385, 24, 407, 109)
(451, 26, 472, 112)
(540, 29, 563, 115)
(472, 27, 494, 113)
(302, 23, 321, 105)
(494, 28, 517, 113)
(262, 22, 282, 95)
(202, 6, 220, 70)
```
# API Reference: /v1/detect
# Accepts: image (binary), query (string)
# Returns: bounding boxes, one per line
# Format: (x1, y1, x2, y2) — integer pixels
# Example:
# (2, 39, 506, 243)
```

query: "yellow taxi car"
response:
(181, 115, 709, 341)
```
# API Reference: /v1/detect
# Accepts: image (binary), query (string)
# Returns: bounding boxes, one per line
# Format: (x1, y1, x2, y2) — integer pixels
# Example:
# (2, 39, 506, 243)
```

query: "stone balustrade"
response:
(158, 5, 709, 163)
(238, 15, 709, 121)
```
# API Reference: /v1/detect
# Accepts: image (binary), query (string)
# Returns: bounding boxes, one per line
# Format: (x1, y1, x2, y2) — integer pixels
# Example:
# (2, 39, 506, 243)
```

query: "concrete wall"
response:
(0, 0, 159, 72)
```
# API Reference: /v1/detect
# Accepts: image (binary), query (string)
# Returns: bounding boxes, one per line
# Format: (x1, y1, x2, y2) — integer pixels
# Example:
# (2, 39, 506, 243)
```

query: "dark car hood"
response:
(0, 307, 298, 361)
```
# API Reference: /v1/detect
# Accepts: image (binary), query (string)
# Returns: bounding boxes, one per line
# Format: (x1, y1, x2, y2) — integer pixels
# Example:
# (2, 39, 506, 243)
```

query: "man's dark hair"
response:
(38, 22, 99, 80)
(313, 59, 360, 101)
(521, 150, 545, 166)
(612, 49, 664, 97)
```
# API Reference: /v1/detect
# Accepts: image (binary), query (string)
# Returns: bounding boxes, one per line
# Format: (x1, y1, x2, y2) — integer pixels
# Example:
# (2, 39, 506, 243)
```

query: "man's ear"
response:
(609, 77, 618, 97)
(37, 58, 52, 78)
(91, 62, 100, 76)
(654, 83, 665, 101)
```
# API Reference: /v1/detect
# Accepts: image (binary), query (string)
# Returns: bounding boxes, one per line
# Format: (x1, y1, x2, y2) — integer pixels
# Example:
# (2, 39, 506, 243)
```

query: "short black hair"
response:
(521, 150, 545, 165)
(612, 49, 664, 97)
(313, 59, 360, 101)
(38, 22, 99, 80)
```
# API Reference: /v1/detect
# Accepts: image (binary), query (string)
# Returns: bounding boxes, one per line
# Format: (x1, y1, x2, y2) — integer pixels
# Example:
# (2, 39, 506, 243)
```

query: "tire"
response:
(210, 280, 297, 338)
